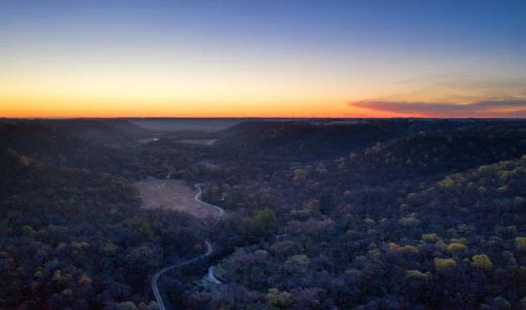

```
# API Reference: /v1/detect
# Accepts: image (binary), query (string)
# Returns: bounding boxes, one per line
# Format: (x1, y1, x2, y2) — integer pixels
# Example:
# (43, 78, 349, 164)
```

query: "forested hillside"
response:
(184, 120, 526, 309)
(1, 118, 525, 309)
(214, 119, 481, 161)
(0, 120, 205, 309)
(0, 121, 142, 178)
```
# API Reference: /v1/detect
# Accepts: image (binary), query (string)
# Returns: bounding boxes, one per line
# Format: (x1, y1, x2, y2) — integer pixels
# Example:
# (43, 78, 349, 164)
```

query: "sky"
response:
(1, 0, 525, 118)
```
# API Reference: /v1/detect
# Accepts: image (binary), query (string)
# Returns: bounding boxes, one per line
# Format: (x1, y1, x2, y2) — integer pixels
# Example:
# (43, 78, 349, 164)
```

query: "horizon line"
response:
(2, 116, 525, 121)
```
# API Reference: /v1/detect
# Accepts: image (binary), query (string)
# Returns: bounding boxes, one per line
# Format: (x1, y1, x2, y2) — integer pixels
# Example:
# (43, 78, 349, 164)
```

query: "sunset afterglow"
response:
(1, 1, 525, 118)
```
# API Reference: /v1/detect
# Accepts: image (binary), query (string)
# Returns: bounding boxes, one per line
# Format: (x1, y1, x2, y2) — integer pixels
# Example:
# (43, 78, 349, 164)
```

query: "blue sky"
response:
(1, 0, 525, 117)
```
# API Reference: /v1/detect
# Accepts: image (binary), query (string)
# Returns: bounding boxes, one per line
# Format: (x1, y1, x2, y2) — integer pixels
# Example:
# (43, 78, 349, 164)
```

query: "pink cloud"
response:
(348, 99, 526, 118)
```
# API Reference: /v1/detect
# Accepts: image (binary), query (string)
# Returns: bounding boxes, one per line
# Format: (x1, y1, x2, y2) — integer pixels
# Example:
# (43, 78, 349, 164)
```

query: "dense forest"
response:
(1, 118, 525, 309)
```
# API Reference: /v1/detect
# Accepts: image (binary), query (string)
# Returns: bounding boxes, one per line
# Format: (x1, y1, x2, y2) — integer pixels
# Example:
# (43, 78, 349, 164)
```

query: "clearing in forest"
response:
(133, 179, 218, 219)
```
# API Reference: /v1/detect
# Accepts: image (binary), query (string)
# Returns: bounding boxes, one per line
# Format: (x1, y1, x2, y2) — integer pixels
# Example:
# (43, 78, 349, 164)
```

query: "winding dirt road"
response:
(194, 183, 225, 217)
(140, 181, 224, 310)
(152, 241, 214, 310)
(133, 179, 219, 219)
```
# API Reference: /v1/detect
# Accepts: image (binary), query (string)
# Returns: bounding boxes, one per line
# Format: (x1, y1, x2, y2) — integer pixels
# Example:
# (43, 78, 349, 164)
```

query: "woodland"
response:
(0, 118, 525, 309)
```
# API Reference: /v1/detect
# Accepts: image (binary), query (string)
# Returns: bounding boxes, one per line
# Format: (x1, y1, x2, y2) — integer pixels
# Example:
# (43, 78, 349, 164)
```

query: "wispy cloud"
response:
(388, 76, 526, 104)
(348, 99, 526, 118)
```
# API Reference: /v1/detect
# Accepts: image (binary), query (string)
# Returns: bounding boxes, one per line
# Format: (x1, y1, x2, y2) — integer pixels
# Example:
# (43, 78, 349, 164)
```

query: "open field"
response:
(133, 179, 218, 219)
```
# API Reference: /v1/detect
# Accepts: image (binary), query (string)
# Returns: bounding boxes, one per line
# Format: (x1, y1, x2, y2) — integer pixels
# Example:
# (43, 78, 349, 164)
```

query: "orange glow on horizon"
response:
(1, 95, 410, 119)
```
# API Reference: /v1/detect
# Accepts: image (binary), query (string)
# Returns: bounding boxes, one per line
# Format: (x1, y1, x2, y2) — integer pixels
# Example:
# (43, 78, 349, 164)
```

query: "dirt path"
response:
(133, 179, 219, 219)
(134, 179, 225, 309)
(152, 241, 214, 310)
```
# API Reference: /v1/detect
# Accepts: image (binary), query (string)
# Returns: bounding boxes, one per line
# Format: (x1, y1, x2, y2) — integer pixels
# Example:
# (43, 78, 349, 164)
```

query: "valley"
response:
(0, 118, 525, 309)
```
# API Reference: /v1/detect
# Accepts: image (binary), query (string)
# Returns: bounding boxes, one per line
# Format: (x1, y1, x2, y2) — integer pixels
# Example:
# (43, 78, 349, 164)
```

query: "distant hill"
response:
(343, 122, 526, 181)
(0, 120, 141, 178)
(213, 119, 483, 161)
(214, 121, 395, 160)
(277, 121, 526, 215)
(36, 118, 152, 145)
